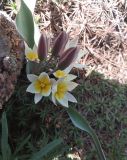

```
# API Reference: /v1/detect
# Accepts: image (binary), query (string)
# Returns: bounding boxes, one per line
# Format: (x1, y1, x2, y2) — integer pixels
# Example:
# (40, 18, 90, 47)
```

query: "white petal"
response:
(51, 80, 57, 93)
(57, 78, 65, 83)
(34, 22, 41, 46)
(25, 43, 37, 58)
(66, 92, 77, 103)
(73, 63, 86, 69)
(57, 95, 69, 107)
(51, 94, 57, 106)
(26, 83, 39, 93)
(34, 93, 43, 104)
(33, 44, 37, 52)
(25, 43, 32, 55)
(65, 38, 78, 50)
(39, 72, 49, 78)
(76, 49, 87, 61)
(41, 88, 51, 96)
(53, 72, 56, 77)
(67, 82, 78, 91)
(65, 74, 77, 81)
(27, 74, 38, 82)
(64, 64, 73, 73)
(51, 78, 56, 85)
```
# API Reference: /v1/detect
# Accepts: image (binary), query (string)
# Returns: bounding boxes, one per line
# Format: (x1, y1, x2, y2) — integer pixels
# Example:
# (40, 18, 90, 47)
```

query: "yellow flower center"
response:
(34, 76, 51, 94)
(26, 52, 38, 61)
(54, 70, 67, 78)
(54, 81, 68, 100)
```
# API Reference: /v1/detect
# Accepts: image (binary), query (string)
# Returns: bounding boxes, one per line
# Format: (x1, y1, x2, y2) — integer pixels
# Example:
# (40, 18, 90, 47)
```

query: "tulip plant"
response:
(26, 31, 79, 107)
(15, 0, 107, 159)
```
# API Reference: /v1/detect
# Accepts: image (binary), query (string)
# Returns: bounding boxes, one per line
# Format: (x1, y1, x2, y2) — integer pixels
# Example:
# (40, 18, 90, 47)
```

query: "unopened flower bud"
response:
(58, 47, 79, 70)
(52, 31, 68, 57)
(37, 32, 48, 61)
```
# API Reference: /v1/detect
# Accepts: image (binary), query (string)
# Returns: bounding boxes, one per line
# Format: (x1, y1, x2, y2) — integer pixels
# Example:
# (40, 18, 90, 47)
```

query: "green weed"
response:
(2, 71, 127, 160)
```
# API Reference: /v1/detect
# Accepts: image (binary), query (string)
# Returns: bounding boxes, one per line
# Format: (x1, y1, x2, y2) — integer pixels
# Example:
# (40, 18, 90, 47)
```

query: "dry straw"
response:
(36, 0, 127, 83)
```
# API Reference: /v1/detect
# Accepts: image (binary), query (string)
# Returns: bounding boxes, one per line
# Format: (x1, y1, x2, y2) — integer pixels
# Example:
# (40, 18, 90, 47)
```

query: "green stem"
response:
(44, 54, 54, 68)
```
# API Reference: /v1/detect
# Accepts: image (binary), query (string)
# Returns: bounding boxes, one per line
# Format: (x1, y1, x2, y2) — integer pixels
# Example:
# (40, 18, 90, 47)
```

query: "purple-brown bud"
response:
(52, 31, 68, 57)
(37, 32, 48, 61)
(58, 47, 79, 70)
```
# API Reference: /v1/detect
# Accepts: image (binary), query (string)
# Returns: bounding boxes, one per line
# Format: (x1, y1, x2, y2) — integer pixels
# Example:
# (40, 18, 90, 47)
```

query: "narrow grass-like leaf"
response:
(30, 138, 63, 160)
(67, 107, 106, 160)
(16, 0, 34, 48)
(1, 112, 11, 160)
(0, 155, 2, 159)
(14, 135, 31, 155)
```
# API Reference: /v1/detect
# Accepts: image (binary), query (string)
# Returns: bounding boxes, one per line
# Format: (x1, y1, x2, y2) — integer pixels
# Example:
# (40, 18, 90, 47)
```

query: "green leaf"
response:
(23, 0, 36, 13)
(1, 112, 11, 160)
(0, 155, 2, 160)
(26, 61, 41, 74)
(14, 135, 31, 155)
(26, 60, 33, 74)
(16, 0, 34, 48)
(67, 107, 106, 160)
(30, 138, 63, 160)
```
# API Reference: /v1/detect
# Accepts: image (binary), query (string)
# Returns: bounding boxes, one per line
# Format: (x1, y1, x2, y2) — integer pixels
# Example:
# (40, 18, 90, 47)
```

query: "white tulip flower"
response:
(53, 69, 77, 81)
(26, 72, 52, 104)
(51, 79, 78, 107)
(25, 44, 39, 61)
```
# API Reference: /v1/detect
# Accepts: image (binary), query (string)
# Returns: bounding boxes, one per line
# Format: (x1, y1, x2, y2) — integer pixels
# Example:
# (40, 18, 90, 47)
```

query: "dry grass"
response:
(36, 0, 127, 83)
